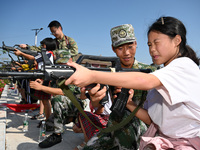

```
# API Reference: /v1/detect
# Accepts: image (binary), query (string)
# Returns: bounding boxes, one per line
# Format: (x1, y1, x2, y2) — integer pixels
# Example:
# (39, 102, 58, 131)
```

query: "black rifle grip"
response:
(99, 84, 109, 106)
(110, 88, 130, 122)
(85, 84, 109, 106)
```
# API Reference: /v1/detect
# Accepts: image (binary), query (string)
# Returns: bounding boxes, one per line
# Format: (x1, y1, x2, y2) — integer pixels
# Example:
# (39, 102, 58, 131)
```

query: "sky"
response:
(0, 0, 200, 65)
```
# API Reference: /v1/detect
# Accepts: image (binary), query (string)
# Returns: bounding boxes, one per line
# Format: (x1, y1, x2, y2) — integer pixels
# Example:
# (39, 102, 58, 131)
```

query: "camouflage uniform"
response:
(51, 85, 87, 134)
(53, 49, 71, 64)
(42, 35, 84, 133)
(27, 45, 42, 52)
(25, 37, 82, 133)
(54, 35, 78, 62)
(28, 35, 78, 62)
(83, 24, 157, 150)
(46, 74, 88, 133)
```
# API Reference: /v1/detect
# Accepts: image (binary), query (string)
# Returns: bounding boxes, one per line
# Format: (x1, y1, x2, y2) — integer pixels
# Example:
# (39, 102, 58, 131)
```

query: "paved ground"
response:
(0, 85, 89, 150)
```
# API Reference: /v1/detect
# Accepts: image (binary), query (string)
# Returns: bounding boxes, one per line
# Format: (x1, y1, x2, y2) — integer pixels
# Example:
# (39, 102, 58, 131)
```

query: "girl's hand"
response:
(14, 49, 22, 56)
(35, 79, 43, 85)
(29, 80, 43, 90)
(65, 60, 94, 87)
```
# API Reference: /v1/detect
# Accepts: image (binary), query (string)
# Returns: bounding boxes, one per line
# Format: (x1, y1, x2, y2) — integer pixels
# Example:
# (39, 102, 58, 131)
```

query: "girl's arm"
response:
(65, 61, 162, 91)
(14, 49, 35, 60)
(29, 81, 64, 96)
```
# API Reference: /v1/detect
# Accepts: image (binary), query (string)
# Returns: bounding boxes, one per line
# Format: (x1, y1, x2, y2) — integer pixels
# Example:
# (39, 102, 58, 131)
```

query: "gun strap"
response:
(8, 53, 15, 66)
(58, 79, 147, 134)
(98, 90, 147, 135)
(58, 80, 102, 130)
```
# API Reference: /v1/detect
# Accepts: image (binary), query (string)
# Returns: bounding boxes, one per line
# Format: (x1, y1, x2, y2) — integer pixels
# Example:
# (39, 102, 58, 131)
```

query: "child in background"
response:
(15, 38, 55, 121)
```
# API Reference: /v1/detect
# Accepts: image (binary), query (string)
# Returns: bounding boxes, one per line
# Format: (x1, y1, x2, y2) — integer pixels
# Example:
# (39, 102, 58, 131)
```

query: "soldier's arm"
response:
(19, 44, 41, 52)
(126, 89, 152, 125)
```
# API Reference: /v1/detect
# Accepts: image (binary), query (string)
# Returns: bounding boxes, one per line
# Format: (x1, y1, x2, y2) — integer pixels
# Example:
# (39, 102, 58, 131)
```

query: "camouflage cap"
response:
(110, 24, 136, 48)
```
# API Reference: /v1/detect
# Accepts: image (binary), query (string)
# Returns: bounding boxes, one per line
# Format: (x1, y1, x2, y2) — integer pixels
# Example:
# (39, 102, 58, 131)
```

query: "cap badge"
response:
(118, 29, 127, 38)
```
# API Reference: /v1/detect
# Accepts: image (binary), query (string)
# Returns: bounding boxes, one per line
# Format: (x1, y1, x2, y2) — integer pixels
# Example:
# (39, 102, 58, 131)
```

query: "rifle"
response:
(0, 49, 151, 120)
(75, 55, 151, 115)
(0, 41, 38, 56)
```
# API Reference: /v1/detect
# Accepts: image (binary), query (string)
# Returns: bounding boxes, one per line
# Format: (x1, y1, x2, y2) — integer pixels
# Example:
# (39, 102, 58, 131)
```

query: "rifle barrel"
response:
(0, 71, 44, 78)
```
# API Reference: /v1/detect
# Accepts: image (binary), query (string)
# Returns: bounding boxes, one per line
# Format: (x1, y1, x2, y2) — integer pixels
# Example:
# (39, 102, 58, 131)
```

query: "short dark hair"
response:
(40, 38, 57, 51)
(148, 16, 199, 66)
(48, 20, 62, 30)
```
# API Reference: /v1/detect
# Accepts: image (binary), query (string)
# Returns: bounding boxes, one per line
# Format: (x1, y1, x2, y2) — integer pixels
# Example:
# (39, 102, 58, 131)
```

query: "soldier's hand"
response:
(80, 87, 87, 100)
(126, 89, 136, 110)
(113, 87, 134, 103)
(19, 44, 27, 49)
(126, 89, 134, 105)
(112, 86, 122, 99)
(88, 84, 107, 102)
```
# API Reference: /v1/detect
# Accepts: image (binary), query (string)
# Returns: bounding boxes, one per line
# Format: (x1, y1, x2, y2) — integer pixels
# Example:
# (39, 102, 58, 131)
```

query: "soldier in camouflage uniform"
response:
(30, 69, 87, 148)
(76, 24, 156, 150)
(20, 20, 78, 63)
(50, 84, 86, 134)
(48, 20, 78, 63)
(30, 78, 87, 148)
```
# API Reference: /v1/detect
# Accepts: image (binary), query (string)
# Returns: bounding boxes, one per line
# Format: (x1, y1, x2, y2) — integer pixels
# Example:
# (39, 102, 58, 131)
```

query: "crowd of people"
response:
(6, 16, 200, 150)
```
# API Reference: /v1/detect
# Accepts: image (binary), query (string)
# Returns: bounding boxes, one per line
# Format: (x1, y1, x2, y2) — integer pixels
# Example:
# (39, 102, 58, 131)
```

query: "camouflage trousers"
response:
(83, 110, 148, 150)
(51, 95, 86, 134)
